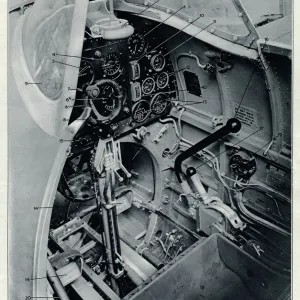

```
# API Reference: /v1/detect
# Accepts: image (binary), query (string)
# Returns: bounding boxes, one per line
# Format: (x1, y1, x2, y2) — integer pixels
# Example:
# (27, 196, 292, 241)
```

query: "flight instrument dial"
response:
(128, 33, 147, 58)
(132, 100, 151, 123)
(150, 53, 165, 72)
(100, 52, 122, 77)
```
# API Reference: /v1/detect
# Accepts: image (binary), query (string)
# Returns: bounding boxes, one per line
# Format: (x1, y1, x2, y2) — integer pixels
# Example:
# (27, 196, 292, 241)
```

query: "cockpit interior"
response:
(9, 0, 292, 299)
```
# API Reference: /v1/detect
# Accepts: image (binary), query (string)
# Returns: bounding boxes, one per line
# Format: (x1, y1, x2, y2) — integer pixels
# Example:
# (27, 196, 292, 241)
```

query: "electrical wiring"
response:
(178, 108, 185, 135)
(173, 245, 183, 259)
(243, 226, 290, 257)
(162, 241, 174, 262)
(221, 174, 290, 203)
(79, 257, 84, 274)
(155, 237, 173, 260)
(267, 194, 283, 217)
(230, 181, 285, 220)
(159, 109, 185, 156)
(159, 117, 180, 138)
(166, 108, 185, 155)
(236, 192, 290, 236)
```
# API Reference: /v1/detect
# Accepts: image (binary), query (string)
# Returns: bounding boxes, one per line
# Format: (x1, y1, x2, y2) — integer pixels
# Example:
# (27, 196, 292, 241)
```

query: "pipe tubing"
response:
(46, 259, 70, 300)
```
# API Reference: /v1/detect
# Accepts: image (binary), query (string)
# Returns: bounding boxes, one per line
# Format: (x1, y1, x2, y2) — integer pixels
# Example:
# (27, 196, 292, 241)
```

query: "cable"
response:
(79, 257, 84, 275)
(244, 226, 290, 256)
(159, 117, 180, 138)
(267, 194, 283, 217)
(221, 174, 290, 203)
(155, 238, 167, 257)
(162, 241, 174, 262)
(167, 108, 185, 155)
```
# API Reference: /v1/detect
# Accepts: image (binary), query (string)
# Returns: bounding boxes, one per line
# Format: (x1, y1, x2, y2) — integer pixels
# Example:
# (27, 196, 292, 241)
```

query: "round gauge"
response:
(150, 53, 165, 72)
(142, 77, 155, 95)
(89, 80, 123, 121)
(100, 52, 122, 76)
(156, 72, 169, 89)
(151, 93, 169, 115)
(128, 33, 147, 58)
(132, 100, 151, 123)
(78, 60, 94, 87)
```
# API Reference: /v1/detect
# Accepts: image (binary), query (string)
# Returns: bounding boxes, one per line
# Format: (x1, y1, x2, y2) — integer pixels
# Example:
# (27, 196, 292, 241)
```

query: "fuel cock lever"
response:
(174, 118, 241, 183)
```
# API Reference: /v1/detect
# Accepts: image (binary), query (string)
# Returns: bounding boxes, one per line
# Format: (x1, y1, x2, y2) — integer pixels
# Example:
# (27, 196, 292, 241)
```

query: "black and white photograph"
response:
(8, 0, 293, 299)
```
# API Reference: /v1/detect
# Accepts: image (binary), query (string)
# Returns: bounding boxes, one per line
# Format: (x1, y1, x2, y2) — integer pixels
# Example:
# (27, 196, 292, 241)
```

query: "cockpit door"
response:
(11, 0, 90, 138)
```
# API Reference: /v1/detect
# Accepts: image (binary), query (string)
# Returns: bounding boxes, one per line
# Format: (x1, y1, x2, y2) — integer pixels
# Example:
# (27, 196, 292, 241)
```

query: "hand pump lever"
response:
(174, 118, 241, 183)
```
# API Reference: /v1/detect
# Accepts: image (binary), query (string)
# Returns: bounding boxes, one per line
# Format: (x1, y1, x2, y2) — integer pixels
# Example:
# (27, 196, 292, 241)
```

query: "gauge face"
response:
(128, 33, 147, 58)
(100, 52, 122, 76)
(151, 93, 169, 115)
(89, 81, 122, 121)
(150, 53, 165, 72)
(157, 72, 169, 89)
(132, 100, 151, 123)
(142, 77, 155, 95)
(95, 84, 118, 116)
(78, 60, 94, 87)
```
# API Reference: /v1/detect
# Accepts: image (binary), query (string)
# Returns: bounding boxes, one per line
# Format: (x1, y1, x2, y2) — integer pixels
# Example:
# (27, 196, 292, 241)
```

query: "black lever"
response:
(174, 118, 241, 183)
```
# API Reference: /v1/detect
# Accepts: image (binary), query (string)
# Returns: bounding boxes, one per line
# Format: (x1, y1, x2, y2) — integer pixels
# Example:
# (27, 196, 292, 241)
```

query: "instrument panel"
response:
(9, 2, 292, 300)
(71, 17, 178, 139)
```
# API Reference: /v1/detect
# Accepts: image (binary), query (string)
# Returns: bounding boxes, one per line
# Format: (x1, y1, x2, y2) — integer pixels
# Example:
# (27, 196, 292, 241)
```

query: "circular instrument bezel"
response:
(100, 52, 122, 77)
(150, 53, 166, 72)
(132, 100, 151, 123)
(78, 60, 95, 87)
(150, 92, 169, 115)
(142, 77, 156, 95)
(128, 32, 148, 59)
(156, 71, 169, 89)
(88, 79, 123, 122)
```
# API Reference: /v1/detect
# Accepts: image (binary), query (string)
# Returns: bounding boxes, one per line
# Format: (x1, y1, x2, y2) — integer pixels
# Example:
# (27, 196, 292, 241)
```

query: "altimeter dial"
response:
(100, 52, 122, 76)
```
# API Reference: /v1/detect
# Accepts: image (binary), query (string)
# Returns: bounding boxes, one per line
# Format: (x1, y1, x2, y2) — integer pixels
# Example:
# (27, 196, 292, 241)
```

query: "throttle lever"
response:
(174, 118, 241, 182)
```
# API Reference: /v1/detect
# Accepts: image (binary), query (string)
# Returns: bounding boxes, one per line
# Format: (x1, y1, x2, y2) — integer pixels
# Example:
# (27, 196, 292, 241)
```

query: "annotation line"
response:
(195, 128, 261, 170)
(139, 14, 204, 61)
(144, 5, 185, 37)
(235, 68, 256, 117)
(136, 0, 160, 16)
(164, 21, 215, 56)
